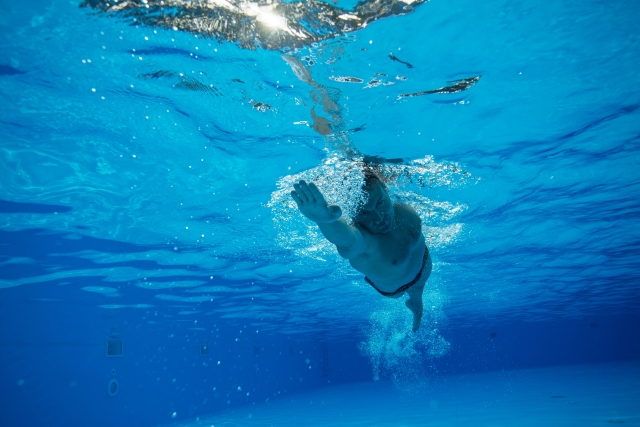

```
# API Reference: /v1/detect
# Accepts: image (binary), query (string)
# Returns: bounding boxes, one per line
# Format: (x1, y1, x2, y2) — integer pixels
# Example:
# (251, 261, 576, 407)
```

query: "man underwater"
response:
(291, 170, 432, 332)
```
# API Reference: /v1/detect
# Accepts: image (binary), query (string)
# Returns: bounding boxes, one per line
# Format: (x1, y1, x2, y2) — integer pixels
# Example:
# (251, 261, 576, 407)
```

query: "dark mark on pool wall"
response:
(81, 0, 428, 50)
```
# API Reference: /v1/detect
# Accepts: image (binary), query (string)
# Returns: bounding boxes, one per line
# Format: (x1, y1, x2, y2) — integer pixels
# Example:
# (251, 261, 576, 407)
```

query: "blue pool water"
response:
(1, 0, 639, 425)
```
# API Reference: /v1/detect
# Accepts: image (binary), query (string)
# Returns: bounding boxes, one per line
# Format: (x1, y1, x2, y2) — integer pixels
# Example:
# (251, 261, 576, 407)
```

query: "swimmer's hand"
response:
(291, 180, 342, 224)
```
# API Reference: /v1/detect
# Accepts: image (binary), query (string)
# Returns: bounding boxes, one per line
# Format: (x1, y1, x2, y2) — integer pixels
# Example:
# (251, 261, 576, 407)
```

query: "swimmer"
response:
(291, 170, 431, 332)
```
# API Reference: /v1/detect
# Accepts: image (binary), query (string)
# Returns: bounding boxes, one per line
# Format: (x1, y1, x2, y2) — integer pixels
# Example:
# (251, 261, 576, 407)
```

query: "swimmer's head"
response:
(354, 169, 395, 234)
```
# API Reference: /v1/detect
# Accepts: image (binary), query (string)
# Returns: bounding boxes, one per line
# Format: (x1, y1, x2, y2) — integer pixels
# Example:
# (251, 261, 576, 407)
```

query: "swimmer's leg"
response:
(405, 252, 433, 332)
(405, 283, 425, 333)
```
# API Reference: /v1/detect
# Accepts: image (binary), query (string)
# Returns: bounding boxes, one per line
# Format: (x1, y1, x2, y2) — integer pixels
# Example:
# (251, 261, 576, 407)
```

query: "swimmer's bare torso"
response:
(291, 178, 430, 332)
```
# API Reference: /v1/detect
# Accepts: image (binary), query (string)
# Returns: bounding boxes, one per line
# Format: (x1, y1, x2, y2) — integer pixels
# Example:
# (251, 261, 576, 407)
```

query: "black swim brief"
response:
(364, 246, 430, 297)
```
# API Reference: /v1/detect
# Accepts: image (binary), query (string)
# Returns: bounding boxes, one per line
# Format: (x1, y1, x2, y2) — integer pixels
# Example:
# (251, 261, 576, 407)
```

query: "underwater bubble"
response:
(268, 153, 368, 259)
(268, 153, 473, 262)
(359, 285, 449, 386)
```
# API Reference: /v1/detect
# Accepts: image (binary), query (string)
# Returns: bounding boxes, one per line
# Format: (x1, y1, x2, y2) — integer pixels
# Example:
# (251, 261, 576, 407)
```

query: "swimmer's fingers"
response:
(292, 183, 309, 202)
(308, 182, 327, 204)
(290, 191, 303, 207)
(296, 180, 316, 202)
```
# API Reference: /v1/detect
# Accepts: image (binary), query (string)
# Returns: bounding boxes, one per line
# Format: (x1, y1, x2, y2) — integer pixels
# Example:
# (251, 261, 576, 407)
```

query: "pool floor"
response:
(167, 361, 640, 427)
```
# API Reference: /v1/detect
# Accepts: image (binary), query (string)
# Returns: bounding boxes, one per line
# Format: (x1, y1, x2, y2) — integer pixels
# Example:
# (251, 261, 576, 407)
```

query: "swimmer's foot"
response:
(412, 312, 422, 332)
(405, 298, 423, 332)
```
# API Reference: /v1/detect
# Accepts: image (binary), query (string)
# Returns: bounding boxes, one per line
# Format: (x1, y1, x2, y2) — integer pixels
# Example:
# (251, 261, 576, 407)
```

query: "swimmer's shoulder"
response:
(352, 222, 375, 246)
(338, 222, 374, 259)
(394, 204, 423, 242)
(395, 203, 422, 225)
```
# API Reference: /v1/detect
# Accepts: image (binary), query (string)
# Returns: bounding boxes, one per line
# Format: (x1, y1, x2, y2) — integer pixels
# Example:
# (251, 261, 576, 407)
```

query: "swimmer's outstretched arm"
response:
(291, 180, 366, 258)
